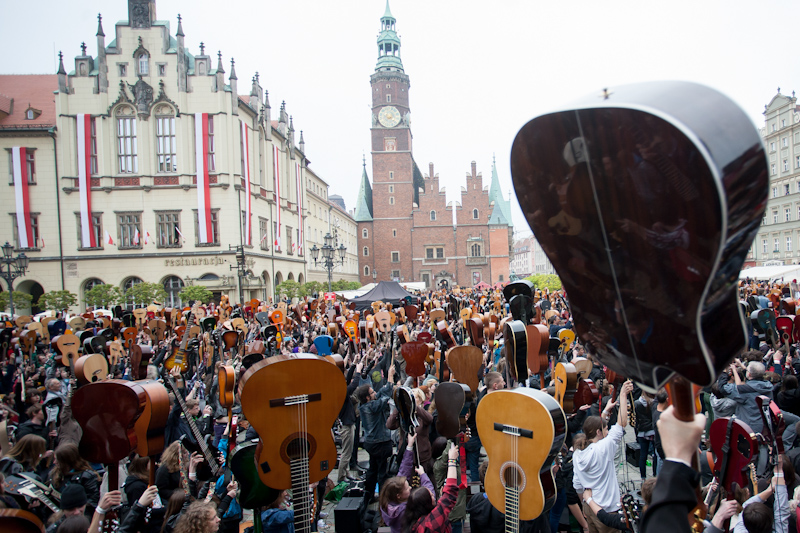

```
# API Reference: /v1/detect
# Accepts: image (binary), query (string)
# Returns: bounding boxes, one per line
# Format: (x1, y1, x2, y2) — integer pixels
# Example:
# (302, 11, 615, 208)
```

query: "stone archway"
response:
(434, 270, 454, 290)
(298, 273, 305, 285)
(15, 280, 44, 315)
(262, 271, 271, 302)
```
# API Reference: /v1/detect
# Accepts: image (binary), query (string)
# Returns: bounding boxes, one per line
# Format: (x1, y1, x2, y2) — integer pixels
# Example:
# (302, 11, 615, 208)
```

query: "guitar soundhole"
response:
(501, 462, 526, 491)
(281, 434, 317, 463)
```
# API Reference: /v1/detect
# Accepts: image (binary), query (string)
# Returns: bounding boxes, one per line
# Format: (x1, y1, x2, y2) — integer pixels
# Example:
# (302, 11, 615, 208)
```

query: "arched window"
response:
(364, 265, 370, 276)
(123, 276, 144, 309)
(430, 210, 436, 221)
(163, 276, 184, 308)
(471, 243, 482, 257)
(199, 273, 219, 281)
(363, 246, 369, 257)
(83, 278, 104, 308)
(473, 209, 479, 219)
(362, 228, 368, 239)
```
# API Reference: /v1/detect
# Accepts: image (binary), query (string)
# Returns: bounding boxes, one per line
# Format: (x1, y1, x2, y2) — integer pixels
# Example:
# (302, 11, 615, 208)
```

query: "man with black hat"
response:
(46, 484, 87, 532)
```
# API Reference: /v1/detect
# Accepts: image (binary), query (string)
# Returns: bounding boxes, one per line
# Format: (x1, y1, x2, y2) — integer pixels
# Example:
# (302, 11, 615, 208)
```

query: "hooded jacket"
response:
(381, 447, 435, 533)
(718, 375, 775, 433)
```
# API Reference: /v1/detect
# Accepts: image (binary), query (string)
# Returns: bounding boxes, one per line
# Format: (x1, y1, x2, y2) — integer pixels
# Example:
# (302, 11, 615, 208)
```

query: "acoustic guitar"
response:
(229, 439, 281, 510)
(239, 354, 346, 533)
(476, 387, 566, 523)
(74, 353, 109, 385)
(401, 341, 429, 385)
(164, 302, 199, 372)
(132, 380, 170, 484)
(553, 362, 578, 413)
(446, 345, 484, 396)
(0, 509, 46, 533)
(56, 334, 81, 370)
(504, 320, 529, 382)
(511, 81, 769, 530)
(510, 80, 767, 390)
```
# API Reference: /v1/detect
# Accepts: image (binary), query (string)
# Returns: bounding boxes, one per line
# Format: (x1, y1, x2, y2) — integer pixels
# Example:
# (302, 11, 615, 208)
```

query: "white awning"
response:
(739, 264, 800, 281)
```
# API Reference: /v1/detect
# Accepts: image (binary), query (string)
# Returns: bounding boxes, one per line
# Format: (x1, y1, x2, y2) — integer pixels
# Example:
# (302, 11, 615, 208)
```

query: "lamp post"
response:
(1, 242, 29, 317)
(310, 229, 347, 293)
(229, 245, 247, 305)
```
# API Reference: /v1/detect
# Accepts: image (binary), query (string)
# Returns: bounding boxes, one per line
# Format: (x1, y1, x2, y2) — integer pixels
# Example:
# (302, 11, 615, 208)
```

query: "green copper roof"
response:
(488, 155, 513, 226)
(376, 0, 403, 72)
(354, 162, 373, 222)
(488, 202, 509, 226)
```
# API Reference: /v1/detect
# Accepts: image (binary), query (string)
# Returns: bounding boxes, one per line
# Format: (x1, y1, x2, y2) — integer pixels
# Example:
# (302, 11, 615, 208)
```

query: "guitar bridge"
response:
(493, 423, 533, 439)
(270, 393, 322, 407)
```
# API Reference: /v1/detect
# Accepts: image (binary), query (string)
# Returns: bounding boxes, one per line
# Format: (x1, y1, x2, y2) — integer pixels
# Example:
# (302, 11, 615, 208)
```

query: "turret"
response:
(215, 51, 225, 92)
(176, 14, 187, 92)
(96, 14, 107, 93)
(229, 58, 238, 115)
(57, 51, 67, 93)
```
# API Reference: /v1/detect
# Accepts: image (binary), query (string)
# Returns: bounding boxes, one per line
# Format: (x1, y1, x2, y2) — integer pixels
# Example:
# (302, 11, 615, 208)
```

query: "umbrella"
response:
(474, 281, 490, 290)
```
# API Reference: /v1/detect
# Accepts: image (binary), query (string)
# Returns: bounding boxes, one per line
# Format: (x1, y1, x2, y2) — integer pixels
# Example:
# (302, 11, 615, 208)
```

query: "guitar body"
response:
(218, 366, 236, 410)
(164, 347, 190, 373)
(708, 417, 756, 493)
(74, 354, 109, 385)
(571, 356, 593, 381)
(445, 345, 484, 395)
(56, 334, 80, 368)
(238, 354, 346, 489)
(574, 379, 599, 412)
(0, 509, 46, 533)
(313, 335, 334, 356)
(476, 387, 566, 521)
(504, 320, 529, 382)
(776, 316, 794, 347)
(72, 380, 147, 464)
(402, 341, 429, 380)
(553, 362, 578, 412)
(465, 317, 485, 348)
(510, 81, 768, 388)
(133, 380, 170, 458)
(393, 387, 419, 435)
(435, 382, 469, 439)
(229, 439, 281, 509)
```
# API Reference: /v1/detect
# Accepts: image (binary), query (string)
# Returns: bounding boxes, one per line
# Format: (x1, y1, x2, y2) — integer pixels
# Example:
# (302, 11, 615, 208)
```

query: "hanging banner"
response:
(296, 162, 303, 256)
(11, 147, 33, 249)
(273, 144, 282, 251)
(195, 113, 213, 244)
(76, 114, 96, 248)
(241, 121, 252, 246)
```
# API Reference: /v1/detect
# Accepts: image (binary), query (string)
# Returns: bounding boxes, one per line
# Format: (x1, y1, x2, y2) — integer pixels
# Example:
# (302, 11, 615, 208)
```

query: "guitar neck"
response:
(504, 485, 520, 533)
(291, 457, 313, 533)
(165, 375, 220, 473)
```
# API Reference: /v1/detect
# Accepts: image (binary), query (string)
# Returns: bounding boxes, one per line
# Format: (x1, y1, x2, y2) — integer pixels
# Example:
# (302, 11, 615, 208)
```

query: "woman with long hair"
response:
(0, 434, 50, 480)
(161, 490, 189, 533)
(124, 455, 150, 505)
(156, 441, 183, 503)
(380, 434, 433, 533)
(49, 442, 100, 515)
(401, 443, 460, 533)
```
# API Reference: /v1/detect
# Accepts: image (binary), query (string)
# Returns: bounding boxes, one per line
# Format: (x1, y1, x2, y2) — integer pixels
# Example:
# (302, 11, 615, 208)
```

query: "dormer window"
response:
(138, 54, 149, 76)
(26, 109, 34, 120)
(24, 106, 41, 121)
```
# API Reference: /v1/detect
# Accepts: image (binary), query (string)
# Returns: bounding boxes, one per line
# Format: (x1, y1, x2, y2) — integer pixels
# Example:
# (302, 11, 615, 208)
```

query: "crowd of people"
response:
(0, 282, 796, 533)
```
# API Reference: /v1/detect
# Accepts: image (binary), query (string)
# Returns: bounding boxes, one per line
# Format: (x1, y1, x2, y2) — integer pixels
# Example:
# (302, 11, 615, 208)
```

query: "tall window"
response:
(89, 118, 98, 175)
(362, 228, 368, 238)
(774, 211, 779, 224)
(430, 210, 436, 221)
(7, 149, 36, 184)
(163, 276, 183, 308)
(12, 213, 40, 249)
(116, 107, 138, 173)
(259, 217, 269, 251)
(788, 236, 793, 252)
(471, 243, 482, 257)
(138, 54, 149, 76)
(775, 238, 780, 252)
(286, 226, 294, 255)
(391, 251, 399, 263)
(787, 208, 791, 222)
(207, 116, 216, 171)
(123, 277, 143, 310)
(473, 209, 479, 219)
(363, 246, 369, 257)
(157, 211, 181, 248)
(155, 110, 177, 173)
(763, 239, 768, 254)
(193, 209, 220, 245)
(364, 265, 370, 276)
(76, 213, 103, 249)
(118, 212, 142, 249)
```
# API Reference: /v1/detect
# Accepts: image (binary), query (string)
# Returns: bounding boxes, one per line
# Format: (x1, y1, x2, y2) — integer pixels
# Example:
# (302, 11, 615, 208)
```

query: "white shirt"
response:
(572, 424, 623, 512)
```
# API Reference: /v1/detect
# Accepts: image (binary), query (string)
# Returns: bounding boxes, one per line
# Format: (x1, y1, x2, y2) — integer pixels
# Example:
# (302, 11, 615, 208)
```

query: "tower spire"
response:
(176, 13, 184, 37)
(96, 13, 105, 36)
(376, 0, 403, 72)
(354, 160, 374, 222)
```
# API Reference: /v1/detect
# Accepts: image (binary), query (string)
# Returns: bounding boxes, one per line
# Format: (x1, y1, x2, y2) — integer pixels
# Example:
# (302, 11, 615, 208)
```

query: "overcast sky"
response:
(3, 0, 798, 237)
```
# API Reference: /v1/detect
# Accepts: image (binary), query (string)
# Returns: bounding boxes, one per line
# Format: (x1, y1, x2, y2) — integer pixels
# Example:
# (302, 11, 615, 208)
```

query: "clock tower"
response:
(359, 0, 417, 284)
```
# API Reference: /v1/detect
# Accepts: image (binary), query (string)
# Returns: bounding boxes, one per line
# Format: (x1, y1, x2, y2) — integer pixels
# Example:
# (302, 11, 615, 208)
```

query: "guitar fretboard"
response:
(165, 375, 220, 475)
(504, 484, 520, 533)
(290, 458, 313, 533)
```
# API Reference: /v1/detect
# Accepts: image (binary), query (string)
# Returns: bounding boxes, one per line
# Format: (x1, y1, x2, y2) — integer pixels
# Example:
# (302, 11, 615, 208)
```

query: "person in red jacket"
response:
(401, 443, 460, 533)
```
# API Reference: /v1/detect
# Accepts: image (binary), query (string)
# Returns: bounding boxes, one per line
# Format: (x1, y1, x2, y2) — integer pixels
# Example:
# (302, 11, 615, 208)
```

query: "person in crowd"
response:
(0, 434, 51, 480)
(49, 442, 101, 516)
(380, 434, 433, 533)
(401, 443, 460, 533)
(634, 390, 657, 478)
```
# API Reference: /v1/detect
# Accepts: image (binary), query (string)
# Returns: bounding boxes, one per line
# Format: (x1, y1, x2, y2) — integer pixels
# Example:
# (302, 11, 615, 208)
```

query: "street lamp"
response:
(229, 245, 247, 304)
(311, 230, 346, 292)
(1, 242, 29, 316)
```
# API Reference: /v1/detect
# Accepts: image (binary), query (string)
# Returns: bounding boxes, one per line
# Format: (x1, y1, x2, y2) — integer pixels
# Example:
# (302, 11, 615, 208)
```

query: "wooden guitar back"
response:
(133, 379, 170, 458)
(446, 346, 483, 394)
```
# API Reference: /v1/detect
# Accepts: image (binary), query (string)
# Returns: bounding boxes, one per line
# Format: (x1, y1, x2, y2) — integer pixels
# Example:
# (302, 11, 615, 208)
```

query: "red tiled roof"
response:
(0, 75, 58, 128)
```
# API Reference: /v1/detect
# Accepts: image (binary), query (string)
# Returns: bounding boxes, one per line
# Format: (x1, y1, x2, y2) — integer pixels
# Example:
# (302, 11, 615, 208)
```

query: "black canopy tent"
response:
(348, 281, 416, 311)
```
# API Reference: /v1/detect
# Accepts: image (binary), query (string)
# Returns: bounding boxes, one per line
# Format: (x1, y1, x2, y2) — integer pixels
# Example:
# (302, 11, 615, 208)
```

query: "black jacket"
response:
(641, 460, 700, 533)
(633, 399, 654, 434)
(778, 387, 800, 417)
(466, 493, 550, 533)
(339, 365, 359, 426)
(16, 420, 49, 442)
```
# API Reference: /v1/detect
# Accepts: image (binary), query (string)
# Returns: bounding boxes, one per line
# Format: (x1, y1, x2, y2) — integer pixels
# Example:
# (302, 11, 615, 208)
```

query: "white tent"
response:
(739, 264, 800, 281)
(400, 281, 426, 293)
(336, 282, 376, 300)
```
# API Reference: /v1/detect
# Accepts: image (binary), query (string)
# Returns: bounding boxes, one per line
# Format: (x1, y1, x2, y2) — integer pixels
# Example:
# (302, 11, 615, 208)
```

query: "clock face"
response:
(378, 106, 401, 128)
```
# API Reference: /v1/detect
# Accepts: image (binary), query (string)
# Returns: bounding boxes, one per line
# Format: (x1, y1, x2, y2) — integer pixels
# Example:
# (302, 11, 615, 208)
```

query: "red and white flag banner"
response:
(76, 114, 96, 248)
(11, 147, 34, 249)
(104, 230, 114, 246)
(133, 228, 140, 246)
(241, 121, 252, 246)
(273, 144, 282, 251)
(296, 162, 303, 255)
(195, 113, 213, 244)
